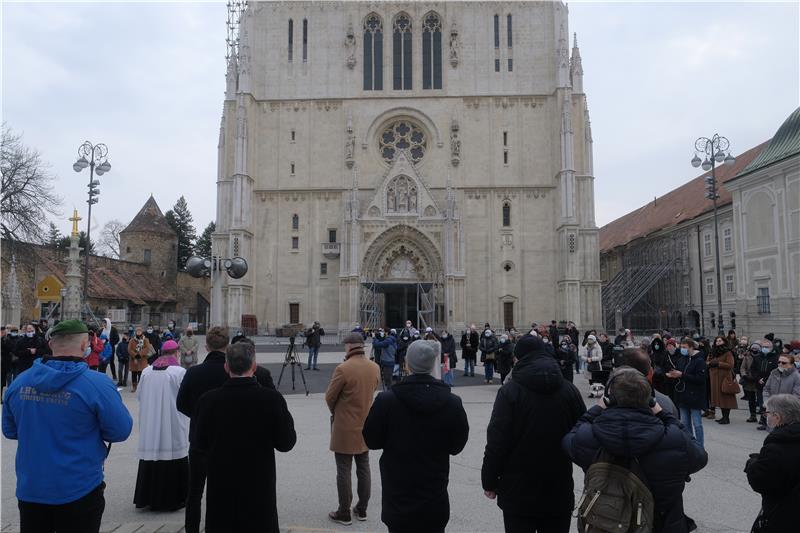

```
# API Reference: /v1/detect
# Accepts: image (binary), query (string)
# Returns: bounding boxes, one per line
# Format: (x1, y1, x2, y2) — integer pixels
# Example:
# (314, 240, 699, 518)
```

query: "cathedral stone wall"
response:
(214, 1, 602, 334)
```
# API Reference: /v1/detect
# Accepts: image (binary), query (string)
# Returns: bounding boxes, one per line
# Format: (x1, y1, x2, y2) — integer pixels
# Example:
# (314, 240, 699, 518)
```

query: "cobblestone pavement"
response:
(2, 347, 765, 532)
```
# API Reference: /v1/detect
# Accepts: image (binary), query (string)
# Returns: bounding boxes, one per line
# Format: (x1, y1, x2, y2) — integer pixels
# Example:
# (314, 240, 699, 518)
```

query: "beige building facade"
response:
(214, 1, 601, 334)
(600, 107, 800, 341)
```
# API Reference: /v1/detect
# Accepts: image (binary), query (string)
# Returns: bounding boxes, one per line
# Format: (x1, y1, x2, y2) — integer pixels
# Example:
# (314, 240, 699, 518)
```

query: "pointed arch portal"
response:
(359, 225, 443, 330)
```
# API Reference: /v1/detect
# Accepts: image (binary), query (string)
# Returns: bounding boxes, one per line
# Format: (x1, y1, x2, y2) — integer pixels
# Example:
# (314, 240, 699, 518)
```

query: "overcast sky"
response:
(3, 1, 798, 242)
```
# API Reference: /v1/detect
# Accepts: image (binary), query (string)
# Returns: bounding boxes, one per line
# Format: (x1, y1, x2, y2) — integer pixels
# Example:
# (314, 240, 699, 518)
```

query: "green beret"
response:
(49, 319, 88, 336)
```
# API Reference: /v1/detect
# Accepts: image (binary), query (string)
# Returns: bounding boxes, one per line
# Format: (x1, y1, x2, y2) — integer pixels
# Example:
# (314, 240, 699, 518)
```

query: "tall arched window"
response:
(502, 202, 511, 227)
(292, 214, 299, 231)
(393, 13, 412, 90)
(288, 19, 294, 62)
(422, 12, 442, 89)
(363, 13, 383, 90)
(302, 19, 308, 62)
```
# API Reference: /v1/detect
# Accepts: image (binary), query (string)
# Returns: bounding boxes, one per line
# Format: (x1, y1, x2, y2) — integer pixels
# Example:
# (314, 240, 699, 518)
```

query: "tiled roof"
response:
(737, 106, 800, 177)
(32, 247, 175, 304)
(599, 141, 769, 253)
(120, 195, 176, 236)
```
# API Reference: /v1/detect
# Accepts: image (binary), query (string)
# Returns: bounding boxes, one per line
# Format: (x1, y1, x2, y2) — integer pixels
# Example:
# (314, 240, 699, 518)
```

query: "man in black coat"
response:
(176, 328, 274, 533)
(563, 368, 708, 533)
(193, 341, 296, 533)
(363, 340, 468, 533)
(481, 335, 586, 533)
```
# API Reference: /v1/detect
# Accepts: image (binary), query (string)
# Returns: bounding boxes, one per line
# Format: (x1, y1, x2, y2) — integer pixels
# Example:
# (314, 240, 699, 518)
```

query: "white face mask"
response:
(442, 333, 448, 338)
(485, 332, 491, 337)
(25, 332, 35, 338)
(146, 329, 153, 334)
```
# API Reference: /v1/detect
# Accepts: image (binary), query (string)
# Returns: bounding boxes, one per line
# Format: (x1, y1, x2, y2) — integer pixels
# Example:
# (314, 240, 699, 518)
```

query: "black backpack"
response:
(576, 448, 655, 533)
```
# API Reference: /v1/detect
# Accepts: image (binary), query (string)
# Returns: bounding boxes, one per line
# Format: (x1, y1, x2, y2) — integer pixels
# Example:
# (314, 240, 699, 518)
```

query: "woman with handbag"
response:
(745, 394, 800, 533)
(707, 336, 739, 425)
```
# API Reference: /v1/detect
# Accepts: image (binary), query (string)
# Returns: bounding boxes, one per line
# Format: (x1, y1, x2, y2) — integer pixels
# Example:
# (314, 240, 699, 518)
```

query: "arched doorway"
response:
(360, 225, 443, 330)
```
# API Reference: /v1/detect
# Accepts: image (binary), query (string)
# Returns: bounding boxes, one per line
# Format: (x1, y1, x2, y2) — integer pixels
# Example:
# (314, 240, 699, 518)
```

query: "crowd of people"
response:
(2, 317, 799, 533)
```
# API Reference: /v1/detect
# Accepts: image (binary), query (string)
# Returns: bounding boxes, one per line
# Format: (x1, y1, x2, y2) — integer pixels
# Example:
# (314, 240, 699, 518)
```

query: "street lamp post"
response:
(691, 134, 735, 336)
(73, 141, 112, 306)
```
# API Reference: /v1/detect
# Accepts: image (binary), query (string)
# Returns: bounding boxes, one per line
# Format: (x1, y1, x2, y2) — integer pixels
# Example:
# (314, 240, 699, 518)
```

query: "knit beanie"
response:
(406, 340, 437, 374)
(513, 334, 544, 359)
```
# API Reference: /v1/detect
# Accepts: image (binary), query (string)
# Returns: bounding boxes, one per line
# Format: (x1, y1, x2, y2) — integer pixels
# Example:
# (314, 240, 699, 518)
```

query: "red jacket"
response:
(86, 335, 104, 368)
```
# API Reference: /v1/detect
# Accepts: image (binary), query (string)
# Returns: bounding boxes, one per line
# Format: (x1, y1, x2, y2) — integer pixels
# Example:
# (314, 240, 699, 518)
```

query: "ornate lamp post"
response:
(691, 134, 735, 336)
(73, 141, 111, 304)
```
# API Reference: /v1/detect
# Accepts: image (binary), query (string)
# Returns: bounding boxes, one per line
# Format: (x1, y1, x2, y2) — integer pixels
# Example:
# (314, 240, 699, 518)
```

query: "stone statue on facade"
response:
(450, 118, 461, 166)
(345, 23, 357, 69)
(449, 22, 460, 67)
(345, 116, 355, 168)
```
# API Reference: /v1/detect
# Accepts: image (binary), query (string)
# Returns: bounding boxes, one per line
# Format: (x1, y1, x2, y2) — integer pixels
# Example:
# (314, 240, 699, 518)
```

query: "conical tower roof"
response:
(121, 195, 176, 236)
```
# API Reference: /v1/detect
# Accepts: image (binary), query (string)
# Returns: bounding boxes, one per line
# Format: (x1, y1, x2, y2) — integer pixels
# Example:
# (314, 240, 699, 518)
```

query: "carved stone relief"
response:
(345, 23, 357, 69)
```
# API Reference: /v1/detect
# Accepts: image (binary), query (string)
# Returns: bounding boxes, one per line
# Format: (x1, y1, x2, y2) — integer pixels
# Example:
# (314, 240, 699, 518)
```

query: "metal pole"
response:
(82, 154, 94, 305)
(696, 225, 705, 336)
(710, 157, 724, 336)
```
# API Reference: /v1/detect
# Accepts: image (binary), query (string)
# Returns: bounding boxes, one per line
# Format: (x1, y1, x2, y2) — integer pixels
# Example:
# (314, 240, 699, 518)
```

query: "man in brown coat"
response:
(325, 332, 381, 526)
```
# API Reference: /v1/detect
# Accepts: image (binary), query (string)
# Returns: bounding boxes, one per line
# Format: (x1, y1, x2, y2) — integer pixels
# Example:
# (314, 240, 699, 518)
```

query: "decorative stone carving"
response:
(450, 118, 461, 166)
(345, 23, 357, 69)
(449, 21, 460, 67)
(387, 175, 418, 213)
(345, 115, 355, 168)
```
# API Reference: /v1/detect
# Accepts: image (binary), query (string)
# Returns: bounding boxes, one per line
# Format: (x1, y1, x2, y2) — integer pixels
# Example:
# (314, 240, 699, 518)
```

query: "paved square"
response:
(2, 348, 764, 532)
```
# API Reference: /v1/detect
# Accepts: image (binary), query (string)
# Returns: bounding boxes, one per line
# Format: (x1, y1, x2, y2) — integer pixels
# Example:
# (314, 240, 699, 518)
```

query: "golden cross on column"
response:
(69, 209, 82, 237)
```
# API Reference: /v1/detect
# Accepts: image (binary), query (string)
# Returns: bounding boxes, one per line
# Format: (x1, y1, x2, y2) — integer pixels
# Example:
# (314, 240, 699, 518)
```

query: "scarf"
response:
(345, 346, 365, 360)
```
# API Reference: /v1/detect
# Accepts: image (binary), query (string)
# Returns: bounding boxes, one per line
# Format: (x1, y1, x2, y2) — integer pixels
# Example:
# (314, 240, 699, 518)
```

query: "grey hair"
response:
(766, 394, 800, 426)
(225, 341, 256, 376)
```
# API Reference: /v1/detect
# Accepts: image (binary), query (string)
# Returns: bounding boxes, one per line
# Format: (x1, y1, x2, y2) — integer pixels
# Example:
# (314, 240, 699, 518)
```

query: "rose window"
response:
(378, 121, 426, 164)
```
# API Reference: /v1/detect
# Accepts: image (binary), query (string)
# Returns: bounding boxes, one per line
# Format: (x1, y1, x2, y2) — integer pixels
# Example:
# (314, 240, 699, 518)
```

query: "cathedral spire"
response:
(570, 32, 584, 93)
(556, 21, 570, 88)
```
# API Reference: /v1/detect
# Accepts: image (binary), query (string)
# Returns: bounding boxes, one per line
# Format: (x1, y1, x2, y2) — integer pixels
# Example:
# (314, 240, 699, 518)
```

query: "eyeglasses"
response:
(778, 361, 791, 366)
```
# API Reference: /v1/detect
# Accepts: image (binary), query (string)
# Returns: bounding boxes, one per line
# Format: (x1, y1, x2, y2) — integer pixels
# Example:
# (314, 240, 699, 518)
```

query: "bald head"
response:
(49, 333, 89, 357)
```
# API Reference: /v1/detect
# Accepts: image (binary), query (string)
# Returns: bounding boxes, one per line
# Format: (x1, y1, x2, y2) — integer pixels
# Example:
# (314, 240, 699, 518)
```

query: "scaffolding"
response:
(359, 274, 444, 331)
(602, 235, 692, 332)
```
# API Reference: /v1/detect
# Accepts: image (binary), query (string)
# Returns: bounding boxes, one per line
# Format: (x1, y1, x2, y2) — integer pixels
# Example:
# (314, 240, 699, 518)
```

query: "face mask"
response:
(778, 366, 788, 374)
(588, 340, 595, 345)
(10, 331, 18, 337)
(795, 362, 800, 369)
(485, 332, 491, 337)
(442, 334, 448, 338)
(561, 343, 568, 349)
(83, 346, 92, 357)
(762, 348, 770, 354)
(146, 329, 153, 334)
(25, 332, 35, 338)
(169, 323, 175, 329)
(680, 348, 689, 356)
(237, 332, 243, 336)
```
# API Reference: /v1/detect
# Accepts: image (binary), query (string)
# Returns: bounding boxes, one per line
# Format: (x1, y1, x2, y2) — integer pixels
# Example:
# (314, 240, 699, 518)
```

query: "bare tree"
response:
(0, 125, 62, 242)
(98, 219, 125, 258)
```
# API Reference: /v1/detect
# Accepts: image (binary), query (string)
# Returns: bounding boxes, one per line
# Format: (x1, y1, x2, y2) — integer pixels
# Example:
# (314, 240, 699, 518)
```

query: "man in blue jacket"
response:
(2, 319, 133, 533)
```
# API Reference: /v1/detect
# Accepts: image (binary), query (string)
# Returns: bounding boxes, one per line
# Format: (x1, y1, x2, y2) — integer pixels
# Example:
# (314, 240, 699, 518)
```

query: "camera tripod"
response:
(277, 336, 309, 396)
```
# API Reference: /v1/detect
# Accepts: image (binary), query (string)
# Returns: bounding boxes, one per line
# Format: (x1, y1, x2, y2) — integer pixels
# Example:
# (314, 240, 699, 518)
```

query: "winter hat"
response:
(389, 328, 397, 335)
(587, 334, 597, 343)
(342, 332, 364, 345)
(666, 338, 677, 348)
(750, 343, 763, 352)
(406, 340, 437, 375)
(765, 333, 775, 342)
(425, 327, 433, 333)
(790, 340, 800, 351)
(161, 340, 179, 353)
(513, 334, 544, 359)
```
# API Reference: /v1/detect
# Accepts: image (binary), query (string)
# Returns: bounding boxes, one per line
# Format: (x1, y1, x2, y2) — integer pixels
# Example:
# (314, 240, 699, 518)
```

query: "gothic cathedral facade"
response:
(214, 1, 601, 335)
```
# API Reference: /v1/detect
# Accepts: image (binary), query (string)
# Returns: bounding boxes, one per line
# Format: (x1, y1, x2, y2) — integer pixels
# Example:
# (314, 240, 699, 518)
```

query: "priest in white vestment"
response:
(133, 340, 189, 511)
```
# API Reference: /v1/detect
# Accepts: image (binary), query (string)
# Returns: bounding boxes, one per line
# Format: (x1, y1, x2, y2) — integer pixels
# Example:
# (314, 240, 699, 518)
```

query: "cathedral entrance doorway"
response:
(383, 283, 418, 329)
(359, 225, 444, 331)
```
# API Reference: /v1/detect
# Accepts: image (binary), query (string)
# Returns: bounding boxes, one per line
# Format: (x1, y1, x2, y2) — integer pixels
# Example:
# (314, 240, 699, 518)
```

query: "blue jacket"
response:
(373, 335, 397, 367)
(2, 358, 133, 504)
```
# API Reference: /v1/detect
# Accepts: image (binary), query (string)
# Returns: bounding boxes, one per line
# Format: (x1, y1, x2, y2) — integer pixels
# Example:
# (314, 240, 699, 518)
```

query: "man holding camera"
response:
(305, 321, 325, 371)
(3, 319, 132, 533)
